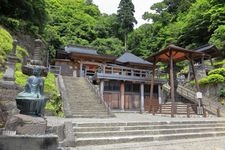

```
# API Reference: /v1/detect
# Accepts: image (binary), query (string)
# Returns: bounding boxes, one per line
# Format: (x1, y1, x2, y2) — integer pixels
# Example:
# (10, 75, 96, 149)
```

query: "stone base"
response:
(0, 87, 21, 124)
(5, 114, 47, 135)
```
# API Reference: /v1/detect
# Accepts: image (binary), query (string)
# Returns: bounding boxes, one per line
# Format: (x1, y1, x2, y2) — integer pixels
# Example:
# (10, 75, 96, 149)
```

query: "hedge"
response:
(199, 74, 225, 86)
(208, 68, 225, 77)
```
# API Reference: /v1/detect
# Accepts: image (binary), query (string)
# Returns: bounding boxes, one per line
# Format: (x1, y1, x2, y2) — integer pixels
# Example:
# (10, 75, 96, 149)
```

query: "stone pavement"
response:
(46, 112, 225, 126)
(70, 137, 225, 150)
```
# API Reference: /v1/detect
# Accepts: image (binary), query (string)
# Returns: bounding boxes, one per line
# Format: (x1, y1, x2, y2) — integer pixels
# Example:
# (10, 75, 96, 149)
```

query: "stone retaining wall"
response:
(0, 135, 59, 150)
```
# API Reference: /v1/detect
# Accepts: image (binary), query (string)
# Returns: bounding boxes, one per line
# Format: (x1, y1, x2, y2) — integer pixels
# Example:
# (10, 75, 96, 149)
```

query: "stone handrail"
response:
(85, 78, 115, 117)
(162, 84, 225, 116)
(57, 75, 72, 117)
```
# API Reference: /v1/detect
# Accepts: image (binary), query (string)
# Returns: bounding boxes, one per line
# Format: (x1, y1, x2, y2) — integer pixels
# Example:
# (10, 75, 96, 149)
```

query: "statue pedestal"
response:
(16, 97, 48, 116)
(5, 114, 47, 135)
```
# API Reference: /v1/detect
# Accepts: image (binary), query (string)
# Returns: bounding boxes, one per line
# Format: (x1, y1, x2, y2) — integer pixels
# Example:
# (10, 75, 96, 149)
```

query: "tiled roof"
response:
(116, 52, 152, 65)
(194, 44, 215, 52)
(65, 45, 98, 55)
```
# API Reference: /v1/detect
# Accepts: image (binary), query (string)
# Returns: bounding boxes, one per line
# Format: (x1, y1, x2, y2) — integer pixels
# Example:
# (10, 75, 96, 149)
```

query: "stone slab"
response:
(0, 134, 58, 150)
(5, 114, 47, 135)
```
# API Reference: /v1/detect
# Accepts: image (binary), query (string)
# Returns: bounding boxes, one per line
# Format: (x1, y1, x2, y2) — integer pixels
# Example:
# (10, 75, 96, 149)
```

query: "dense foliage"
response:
(0, 27, 28, 67)
(0, 0, 48, 34)
(0, 27, 13, 65)
(43, 0, 124, 58)
(129, 0, 225, 57)
(220, 87, 225, 98)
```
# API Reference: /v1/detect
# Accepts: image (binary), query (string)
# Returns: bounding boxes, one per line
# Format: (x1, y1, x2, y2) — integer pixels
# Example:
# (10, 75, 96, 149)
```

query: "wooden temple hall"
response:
(55, 45, 165, 112)
(55, 44, 218, 113)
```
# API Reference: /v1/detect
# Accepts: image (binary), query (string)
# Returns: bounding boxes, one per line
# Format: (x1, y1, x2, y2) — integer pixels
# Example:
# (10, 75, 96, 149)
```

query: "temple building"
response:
(54, 45, 165, 112)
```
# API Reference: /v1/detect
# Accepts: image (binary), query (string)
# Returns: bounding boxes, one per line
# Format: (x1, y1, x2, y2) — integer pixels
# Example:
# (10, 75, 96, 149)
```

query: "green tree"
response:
(117, 0, 137, 50)
(209, 25, 225, 56)
(91, 38, 124, 56)
(43, 0, 101, 60)
(0, 0, 48, 33)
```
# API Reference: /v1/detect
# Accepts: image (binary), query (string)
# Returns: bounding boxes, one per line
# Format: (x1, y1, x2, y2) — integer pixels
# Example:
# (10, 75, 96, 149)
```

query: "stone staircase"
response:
(60, 76, 112, 118)
(163, 84, 225, 116)
(73, 120, 225, 147)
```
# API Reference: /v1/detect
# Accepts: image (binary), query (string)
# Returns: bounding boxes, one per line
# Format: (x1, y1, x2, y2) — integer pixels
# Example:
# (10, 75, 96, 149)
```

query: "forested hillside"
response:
(130, 0, 225, 57)
(0, 0, 225, 60)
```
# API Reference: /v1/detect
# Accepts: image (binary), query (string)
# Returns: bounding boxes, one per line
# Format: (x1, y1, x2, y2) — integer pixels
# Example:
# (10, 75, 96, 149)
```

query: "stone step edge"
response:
(73, 136, 225, 149)
(73, 124, 225, 132)
(74, 126, 225, 135)
(74, 131, 225, 145)
(73, 122, 225, 127)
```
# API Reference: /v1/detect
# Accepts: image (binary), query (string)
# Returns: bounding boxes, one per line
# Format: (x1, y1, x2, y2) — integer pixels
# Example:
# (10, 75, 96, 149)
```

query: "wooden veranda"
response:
(147, 44, 209, 117)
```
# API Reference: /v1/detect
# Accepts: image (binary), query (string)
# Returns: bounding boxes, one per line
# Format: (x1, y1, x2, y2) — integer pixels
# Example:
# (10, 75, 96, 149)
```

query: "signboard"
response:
(196, 92, 202, 99)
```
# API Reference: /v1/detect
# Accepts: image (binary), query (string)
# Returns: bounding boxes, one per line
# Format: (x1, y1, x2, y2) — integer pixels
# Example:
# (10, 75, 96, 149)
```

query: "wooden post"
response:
(100, 80, 104, 104)
(158, 84, 162, 104)
(210, 56, 214, 66)
(120, 81, 125, 111)
(169, 50, 175, 118)
(103, 65, 105, 74)
(80, 61, 83, 77)
(190, 57, 200, 91)
(140, 83, 144, 114)
(149, 59, 156, 113)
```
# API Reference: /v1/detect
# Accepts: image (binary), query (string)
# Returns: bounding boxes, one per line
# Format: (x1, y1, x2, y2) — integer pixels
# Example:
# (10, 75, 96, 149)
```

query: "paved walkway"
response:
(46, 112, 225, 126)
(70, 137, 225, 150)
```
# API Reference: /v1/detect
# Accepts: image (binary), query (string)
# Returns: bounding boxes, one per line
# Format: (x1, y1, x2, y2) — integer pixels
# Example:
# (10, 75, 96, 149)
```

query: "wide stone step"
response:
(75, 131, 225, 146)
(71, 115, 110, 118)
(74, 123, 225, 132)
(75, 127, 225, 138)
(72, 112, 108, 116)
(74, 120, 225, 127)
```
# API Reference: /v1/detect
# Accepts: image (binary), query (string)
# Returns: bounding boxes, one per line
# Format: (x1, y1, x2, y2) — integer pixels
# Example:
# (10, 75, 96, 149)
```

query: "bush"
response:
(44, 73, 63, 116)
(0, 26, 13, 65)
(207, 74, 225, 84)
(199, 74, 225, 86)
(208, 68, 225, 77)
(0, 72, 3, 79)
(199, 77, 209, 86)
(220, 87, 225, 97)
(0, 17, 20, 31)
(213, 59, 225, 68)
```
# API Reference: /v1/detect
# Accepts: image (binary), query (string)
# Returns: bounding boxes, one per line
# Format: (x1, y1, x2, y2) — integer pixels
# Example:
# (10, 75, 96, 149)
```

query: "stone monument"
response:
(16, 39, 49, 117)
(16, 66, 48, 116)
(22, 39, 48, 76)
(0, 40, 21, 124)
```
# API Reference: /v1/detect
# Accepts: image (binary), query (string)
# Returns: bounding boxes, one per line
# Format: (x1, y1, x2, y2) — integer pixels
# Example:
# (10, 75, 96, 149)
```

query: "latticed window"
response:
(125, 82, 140, 93)
(104, 81, 120, 91)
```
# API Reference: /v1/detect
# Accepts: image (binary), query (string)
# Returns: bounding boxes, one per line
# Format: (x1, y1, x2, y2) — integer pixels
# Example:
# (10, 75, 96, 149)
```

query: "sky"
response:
(93, 0, 163, 28)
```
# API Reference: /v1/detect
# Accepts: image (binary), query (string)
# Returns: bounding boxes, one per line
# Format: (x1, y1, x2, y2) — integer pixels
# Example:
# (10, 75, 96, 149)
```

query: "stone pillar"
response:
(158, 84, 162, 104)
(100, 80, 104, 100)
(79, 62, 83, 77)
(140, 83, 144, 113)
(3, 40, 20, 82)
(31, 39, 43, 65)
(120, 81, 125, 111)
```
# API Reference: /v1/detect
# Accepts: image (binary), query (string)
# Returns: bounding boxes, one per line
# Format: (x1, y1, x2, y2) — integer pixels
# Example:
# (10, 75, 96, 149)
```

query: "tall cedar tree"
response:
(117, 0, 137, 50)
